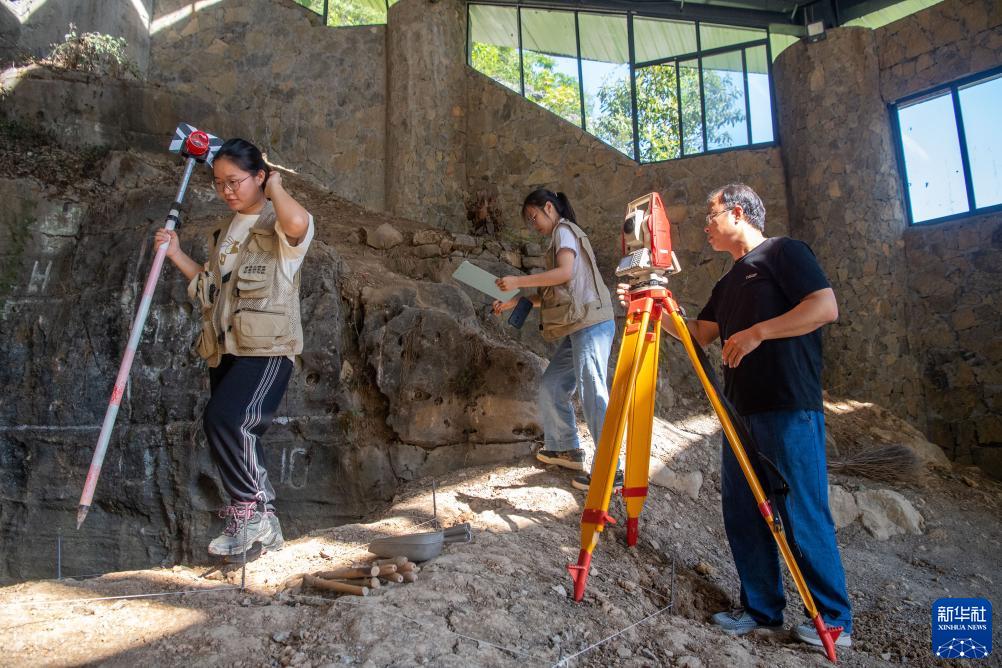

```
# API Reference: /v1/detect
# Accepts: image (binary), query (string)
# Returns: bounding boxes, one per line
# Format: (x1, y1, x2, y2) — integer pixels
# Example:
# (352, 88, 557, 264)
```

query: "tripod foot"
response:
(567, 549, 592, 602)
(626, 517, 639, 546)
(812, 615, 841, 663)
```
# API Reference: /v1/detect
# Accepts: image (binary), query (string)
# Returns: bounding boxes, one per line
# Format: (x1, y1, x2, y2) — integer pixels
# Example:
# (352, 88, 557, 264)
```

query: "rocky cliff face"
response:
(0, 144, 544, 580)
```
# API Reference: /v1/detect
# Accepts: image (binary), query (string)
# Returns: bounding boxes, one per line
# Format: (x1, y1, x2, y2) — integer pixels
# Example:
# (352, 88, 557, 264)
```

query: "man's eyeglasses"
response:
(705, 207, 734, 225)
(213, 175, 252, 193)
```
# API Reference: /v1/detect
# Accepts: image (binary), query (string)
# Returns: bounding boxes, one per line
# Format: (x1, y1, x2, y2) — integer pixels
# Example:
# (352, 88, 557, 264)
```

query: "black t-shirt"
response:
(697, 237, 831, 416)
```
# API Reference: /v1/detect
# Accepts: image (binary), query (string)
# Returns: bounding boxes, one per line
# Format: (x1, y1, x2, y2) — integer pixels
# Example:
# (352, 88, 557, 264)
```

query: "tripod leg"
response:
(666, 311, 841, 662)
(623, 326, 660, 546)
(568, 308, 650, 602)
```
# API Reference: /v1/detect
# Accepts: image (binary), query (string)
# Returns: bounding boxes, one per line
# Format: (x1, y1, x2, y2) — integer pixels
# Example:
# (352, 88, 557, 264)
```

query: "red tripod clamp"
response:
(581, 508, 617, 528)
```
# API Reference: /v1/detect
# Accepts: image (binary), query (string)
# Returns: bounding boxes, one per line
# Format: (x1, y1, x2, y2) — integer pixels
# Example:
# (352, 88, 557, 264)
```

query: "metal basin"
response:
(367, 530, 444, 562)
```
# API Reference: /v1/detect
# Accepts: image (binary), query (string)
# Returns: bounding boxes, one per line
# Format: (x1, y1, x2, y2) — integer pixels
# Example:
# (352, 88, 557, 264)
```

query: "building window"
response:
(893, 68, 1002, 224)
(295, 0, 399, 27)
(468, 4, 777, 163)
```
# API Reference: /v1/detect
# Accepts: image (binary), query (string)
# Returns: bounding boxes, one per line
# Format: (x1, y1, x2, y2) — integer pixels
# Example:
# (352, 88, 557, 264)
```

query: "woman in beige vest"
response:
(154, 138, 314, 557)
(493, 189, 617, 490)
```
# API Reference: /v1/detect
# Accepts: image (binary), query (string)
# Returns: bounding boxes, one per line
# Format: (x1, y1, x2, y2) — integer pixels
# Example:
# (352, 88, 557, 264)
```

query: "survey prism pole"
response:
(76, 124, 221, 529)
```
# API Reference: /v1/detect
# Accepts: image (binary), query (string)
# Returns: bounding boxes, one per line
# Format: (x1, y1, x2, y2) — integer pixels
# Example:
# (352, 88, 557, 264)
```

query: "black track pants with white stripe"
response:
(204, 354, 293, 510)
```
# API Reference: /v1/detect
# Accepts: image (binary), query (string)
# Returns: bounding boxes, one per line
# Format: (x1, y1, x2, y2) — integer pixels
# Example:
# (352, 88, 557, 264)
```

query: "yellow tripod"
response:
(566, 283, 842, 663)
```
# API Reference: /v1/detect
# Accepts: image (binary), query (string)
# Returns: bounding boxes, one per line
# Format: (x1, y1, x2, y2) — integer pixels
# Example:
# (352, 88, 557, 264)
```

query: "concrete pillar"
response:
(772, 28, 924, 420)
(385, 0, 468, 228)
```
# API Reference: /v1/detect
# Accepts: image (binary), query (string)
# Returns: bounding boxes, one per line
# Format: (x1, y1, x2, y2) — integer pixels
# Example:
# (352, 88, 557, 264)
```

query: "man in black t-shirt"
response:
(625, 184, 853, 647)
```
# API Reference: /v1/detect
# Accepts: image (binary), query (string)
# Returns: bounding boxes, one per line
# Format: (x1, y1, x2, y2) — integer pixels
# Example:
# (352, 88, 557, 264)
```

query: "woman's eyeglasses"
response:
(213, 175, 252, 193)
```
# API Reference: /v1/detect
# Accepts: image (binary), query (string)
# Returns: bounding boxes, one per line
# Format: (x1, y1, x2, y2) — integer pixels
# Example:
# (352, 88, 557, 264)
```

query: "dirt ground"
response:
(2, 141, 1000, 667)
(2, 410, 1000, 668)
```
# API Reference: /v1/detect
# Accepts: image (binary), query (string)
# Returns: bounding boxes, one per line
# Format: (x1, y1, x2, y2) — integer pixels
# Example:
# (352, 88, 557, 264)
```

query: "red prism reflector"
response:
(184, 130, 210, 157)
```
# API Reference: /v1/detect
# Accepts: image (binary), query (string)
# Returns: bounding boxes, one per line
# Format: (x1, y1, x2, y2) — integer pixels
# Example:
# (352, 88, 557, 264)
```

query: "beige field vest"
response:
(538, 219, 614, 341)
(189, 201, 304, 367)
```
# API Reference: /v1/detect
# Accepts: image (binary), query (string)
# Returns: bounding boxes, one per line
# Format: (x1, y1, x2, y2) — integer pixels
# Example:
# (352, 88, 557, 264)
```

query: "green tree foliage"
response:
(295, 0, 388, 27)
(593, 62, 745, 161)
(471, 43, 581, 127)
(472, 39, 746, 161)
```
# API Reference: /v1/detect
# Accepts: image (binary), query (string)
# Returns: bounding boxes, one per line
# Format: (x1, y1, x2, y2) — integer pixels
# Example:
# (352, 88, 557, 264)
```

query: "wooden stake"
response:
(375, 556, 408, 567)
(316, 565, 379, 579)
(304, 574, 368, 596)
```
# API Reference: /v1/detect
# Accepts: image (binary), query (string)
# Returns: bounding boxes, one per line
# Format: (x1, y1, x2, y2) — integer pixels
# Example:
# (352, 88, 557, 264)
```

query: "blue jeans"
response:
(721, 409, 853, 634)
(538, 319, 615, 453)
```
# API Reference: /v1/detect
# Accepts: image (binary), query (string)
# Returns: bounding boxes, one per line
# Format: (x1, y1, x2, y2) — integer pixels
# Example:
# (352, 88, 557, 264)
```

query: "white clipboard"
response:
(451, 261, 519, 302)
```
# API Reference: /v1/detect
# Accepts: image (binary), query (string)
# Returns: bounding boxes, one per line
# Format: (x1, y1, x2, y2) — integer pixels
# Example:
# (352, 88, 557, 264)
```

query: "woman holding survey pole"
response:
(493, 189, 616, 490)
(154, 138, 314, 557)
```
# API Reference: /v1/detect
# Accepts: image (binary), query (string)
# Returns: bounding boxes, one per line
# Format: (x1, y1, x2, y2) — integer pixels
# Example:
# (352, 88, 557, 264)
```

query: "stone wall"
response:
(773, 0, 1002, 477)
(466, 70, 791, 413)
(903, 216, 1002, 476)
(773, 29, 925, 423)
(875, 0, 1002, 102)
(149, 0, 387, 212)
(0, 0, 152, 73)
(0, 172, 362, 579)
(0, 66, 210, 153)
(466, 69, 792, 306)
(0, 154, 544, 579)
(876, 0, 1002, 477)
(385, 0, 469, 227)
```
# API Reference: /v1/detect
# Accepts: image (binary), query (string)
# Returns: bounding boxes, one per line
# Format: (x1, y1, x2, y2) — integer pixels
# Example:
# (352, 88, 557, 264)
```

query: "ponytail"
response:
(522, 188, 577, 224)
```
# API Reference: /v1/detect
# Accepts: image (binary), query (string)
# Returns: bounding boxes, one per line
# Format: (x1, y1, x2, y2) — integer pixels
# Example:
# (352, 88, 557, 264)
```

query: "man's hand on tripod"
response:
(616, 283, 630, 308)
(721, 326, 763, 368)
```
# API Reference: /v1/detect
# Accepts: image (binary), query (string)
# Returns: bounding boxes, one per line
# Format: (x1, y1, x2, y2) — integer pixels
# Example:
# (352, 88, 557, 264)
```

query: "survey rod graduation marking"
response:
(76, 123, 223, 530)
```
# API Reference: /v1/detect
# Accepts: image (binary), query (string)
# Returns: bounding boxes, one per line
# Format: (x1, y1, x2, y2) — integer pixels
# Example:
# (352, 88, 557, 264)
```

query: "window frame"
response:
(467, 2, 779, 164)
(891, 64, 1002, 226)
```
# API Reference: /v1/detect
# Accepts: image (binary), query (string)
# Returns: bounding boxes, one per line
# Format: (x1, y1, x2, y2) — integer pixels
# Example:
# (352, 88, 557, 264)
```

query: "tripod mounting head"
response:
(169, 122, 223, 164)
(615, 192, 681, 287)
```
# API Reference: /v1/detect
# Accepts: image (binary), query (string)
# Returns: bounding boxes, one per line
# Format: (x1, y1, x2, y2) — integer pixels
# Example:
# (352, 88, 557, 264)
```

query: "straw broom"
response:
(828, 443, 922, 483)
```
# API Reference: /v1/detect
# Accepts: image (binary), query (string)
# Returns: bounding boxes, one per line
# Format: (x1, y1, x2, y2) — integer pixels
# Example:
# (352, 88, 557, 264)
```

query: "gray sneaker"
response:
(208, 502, 284, 556)
(794, 622, 852, 647)
(571, 469, 624, 491)
(536, 448, 586, 471)
(711, 609, 783, 635)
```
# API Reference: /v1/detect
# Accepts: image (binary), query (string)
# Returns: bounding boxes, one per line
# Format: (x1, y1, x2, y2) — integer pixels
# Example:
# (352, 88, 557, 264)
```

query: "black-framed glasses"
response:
(213, 175, 252, 193)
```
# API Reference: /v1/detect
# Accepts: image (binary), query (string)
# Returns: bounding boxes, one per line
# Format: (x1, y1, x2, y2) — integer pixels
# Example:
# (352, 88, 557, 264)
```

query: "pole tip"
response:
(812, 615, 840, 663)
(567, 550, 593, 602)
(76, 505, 89, 530)
(626, 517, 640, 546)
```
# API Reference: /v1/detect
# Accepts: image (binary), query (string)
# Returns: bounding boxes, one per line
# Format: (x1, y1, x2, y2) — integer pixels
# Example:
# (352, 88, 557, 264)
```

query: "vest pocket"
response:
(195, 319, 219, 360)
(235, 263, 270, 299)
(233, 309, 289, 349)
(540, 285, 585, 328)
(541, 303, 585, 328)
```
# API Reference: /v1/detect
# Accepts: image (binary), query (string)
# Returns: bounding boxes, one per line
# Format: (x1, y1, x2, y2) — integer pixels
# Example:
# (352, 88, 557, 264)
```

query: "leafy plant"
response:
(46, 24, 140, 78)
